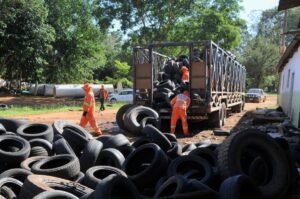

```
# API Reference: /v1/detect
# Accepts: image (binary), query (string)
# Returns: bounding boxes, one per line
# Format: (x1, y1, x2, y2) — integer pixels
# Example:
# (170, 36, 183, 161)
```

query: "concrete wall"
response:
(279, 46, 300, 127)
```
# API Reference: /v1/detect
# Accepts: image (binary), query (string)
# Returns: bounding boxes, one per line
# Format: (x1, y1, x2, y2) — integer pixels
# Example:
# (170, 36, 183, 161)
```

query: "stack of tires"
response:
(0, 117, 297, 199)
(153, 57, 189, 109)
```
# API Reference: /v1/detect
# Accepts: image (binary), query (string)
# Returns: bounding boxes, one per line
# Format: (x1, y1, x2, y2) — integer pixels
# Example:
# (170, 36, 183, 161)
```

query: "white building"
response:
(278, 35, 300, 128)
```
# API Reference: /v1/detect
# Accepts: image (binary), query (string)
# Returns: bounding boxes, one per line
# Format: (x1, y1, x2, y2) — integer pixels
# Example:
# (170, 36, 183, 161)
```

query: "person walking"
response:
(170, 90, 191, 136)
(80, 82, 102, 135)
(97, 85, 108, 111)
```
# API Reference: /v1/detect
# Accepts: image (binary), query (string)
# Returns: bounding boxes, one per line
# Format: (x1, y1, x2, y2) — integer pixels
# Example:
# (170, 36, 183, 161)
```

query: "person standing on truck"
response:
(181, 66, 189, 83)
(170, 90, 191, 136)
(96, 85, 108, 111)
(80, 82, 102, 135)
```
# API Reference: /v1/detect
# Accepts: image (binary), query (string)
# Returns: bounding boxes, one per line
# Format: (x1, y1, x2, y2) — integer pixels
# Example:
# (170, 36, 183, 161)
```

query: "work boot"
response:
(95, 128, 102, 136)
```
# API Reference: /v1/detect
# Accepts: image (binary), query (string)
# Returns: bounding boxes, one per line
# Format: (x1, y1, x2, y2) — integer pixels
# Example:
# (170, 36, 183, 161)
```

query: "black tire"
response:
(97, 148, 125, 169)
(122, 143, 168, 188)
(163, 133, 177, 143)
(182, 143, 197, 153)
(154, 176, 188, 198)
(143, 125, 172, 151)
(167, 142, 182, 159)
(0, 168, 32, 183)
(0, 118, 29, 133)
(29, 138, 53, 156)
(125, 106, 159, 135)
(219, 175, 262, 199)
(83, 165, 127, 189)
(0, 177, 23, 197)
(0, 124, 6, 135)
(116, 104, 133, 131)
(102, 134, 130, 149)
(33, 190, 79, 199)
(21, 156, 47, 171)
(209, 103, 226, 128)
(19, 175, 93, 199)
(0, 186, 16, 199)
(167, 155, 213, 185)
(62, 127, 88, 155)
(131, 137, 150, 148)
(117, 144, 135, 158)
(89, 174, 140, 199)
(52, 120, 92, 139)
(140, 117, 161, 131)
(31, 154, 80, 180)
(189, 147, 217, 167)
(53, 137, 76, 156)
(218, 129, 290, 199)
(17, 123, 54, 143)
(73, 172, 85, 183)
(96, 135, 112, 144)
(79, 139, 103, 172)
(0, 135, 31, 164)
(30, 146, 49, 157)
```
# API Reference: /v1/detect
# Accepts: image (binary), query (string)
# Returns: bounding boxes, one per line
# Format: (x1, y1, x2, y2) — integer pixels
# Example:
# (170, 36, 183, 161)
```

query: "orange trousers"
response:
(80, 111, 101, 134)
(170, 108, 188, 136)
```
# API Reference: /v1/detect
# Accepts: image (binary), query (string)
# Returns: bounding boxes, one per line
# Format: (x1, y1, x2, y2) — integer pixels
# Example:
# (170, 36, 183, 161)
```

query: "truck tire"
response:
(218, 129, 290, 199)
(116, 104, 133, 132)
(209, 103, 226, 128)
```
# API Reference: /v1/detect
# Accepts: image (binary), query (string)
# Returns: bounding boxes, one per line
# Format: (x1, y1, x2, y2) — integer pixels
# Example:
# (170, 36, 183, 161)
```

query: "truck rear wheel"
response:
(210, 103, 226, 128)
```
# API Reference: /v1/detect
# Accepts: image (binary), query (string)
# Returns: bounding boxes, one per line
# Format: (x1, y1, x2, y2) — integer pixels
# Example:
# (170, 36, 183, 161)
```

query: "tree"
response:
(94, 0, 245, 50)
(44, 0, 107, 83)
(105, 60, 132, 88)
(241, 37, 280, 90)
(0, 0, 55, 84)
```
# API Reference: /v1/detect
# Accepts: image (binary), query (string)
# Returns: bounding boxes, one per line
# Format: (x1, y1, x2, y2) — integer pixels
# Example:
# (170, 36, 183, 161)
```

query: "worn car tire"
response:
(62, 127, 88, 155)
(167, 142, 182, 159)
(164, 133, 177, 143)
(102, 134, 130, 149)
(29, 139, 52, 157)
(17, 123, 54, 143)
(89, 174, 140, 199)
(154, 176, 189, 198)
(21, 156, 47, 171)
(33, 190, 79, 199)
(79, 139, 103, 172)
(53, 137, 75, 156)
(83, 165, 127, 189)
(0, 118, 29, 133)
(143, 125, 172, 151)
(97, 148, 125, 169)
(19, 175, 93, 199)
(168, 155, 213, 185)
(189, 147, 217, 167)
(0, 186, 16, 199)
(0, 124, 6, 135)
(0, 168, 32, 183)
(0, 135, 30, 164)
(219, 175, 262, 199)
(0, 177, 23, 198)
(182, 143, 197, 153)
(116, 104, 134, 132)
(31, 154, 80, 180)
(218, 129, 290, 199)
(122, 143, 168, 188)
(125, 106, 159, 135)
(52, 120, 92, 139)
(140, 117, 161, 131)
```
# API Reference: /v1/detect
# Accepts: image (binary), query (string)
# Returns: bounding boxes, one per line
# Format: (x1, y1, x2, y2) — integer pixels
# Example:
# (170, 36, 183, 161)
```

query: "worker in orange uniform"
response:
(170, 90, 191, 136)
(80, 82, 102, 135)
(181, 66, 189, 82)
(96, 85, 108, 111)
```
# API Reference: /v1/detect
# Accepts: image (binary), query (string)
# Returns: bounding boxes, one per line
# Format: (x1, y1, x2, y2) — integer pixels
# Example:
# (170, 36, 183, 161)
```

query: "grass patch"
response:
(0, 102, 127, 117)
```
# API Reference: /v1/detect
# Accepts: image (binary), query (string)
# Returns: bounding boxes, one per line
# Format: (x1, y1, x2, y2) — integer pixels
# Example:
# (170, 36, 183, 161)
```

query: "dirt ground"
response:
(3, 95, 278, 144)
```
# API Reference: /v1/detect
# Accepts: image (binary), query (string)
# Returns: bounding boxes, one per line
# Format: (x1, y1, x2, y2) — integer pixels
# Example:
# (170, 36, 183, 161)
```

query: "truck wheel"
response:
(221, 103, 226, 126)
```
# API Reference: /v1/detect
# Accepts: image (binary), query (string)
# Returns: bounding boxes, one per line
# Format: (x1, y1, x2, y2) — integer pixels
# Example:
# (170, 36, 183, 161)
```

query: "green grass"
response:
(0, 102, 127, 117)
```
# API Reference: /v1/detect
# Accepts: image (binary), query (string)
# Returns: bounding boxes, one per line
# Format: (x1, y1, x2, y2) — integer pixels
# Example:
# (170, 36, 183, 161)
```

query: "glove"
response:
(83, 111, 87, 117)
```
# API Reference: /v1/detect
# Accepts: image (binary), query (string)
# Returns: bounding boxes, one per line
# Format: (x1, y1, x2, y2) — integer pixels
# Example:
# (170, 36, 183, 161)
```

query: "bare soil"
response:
(4, 95, 278, 143)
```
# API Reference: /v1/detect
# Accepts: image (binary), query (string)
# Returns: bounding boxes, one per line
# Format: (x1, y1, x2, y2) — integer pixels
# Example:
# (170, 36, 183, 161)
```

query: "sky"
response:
(241, 0, 280, 22)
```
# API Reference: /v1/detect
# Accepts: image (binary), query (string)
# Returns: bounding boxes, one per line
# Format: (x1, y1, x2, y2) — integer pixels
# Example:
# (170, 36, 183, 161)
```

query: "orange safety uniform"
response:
(181, 66, 189, 82)
(80, 83, 102, 135)
(170, 91, 191, 136)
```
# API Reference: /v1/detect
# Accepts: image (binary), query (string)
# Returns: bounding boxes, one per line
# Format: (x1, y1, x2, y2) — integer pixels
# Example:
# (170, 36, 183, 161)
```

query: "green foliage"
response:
(104, 60, 132, 88)
(0, 0, 55, 82)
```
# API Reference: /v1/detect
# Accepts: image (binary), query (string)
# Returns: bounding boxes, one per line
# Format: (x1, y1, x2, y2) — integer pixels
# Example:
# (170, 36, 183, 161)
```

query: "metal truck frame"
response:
(133, 41, 246, 127)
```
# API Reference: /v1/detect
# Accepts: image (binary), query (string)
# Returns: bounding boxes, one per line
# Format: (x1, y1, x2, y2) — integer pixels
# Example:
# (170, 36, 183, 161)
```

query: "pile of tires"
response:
(0, 118, 297, 199)
(153, 57, 190, 109)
